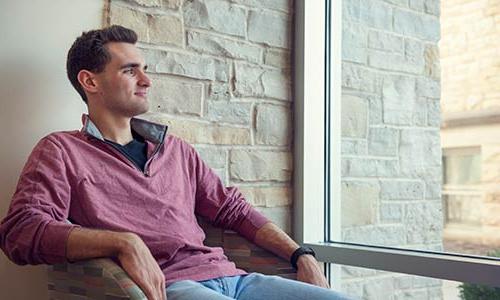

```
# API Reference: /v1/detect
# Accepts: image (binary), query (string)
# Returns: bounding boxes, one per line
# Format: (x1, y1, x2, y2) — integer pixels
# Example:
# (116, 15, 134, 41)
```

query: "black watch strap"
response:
(290, 246, 316, 270)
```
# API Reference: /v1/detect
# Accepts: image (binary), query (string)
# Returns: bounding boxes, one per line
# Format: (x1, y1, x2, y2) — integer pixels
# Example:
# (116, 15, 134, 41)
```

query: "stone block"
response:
(380, 203, 403, 223)
(368, 94, 384, 125)
(230, 0, 291, 13)
(427, 98, 441, 127)
(148, 74, 203, 116)
(207, 101, 252, 125)
(405, 202, 443, 244)
(264, 48, 290, 69)
(364, 277, 395, 300)
(255, 206, 291, 233)
(187, 31, 261, 63)
(234, 62, 291, 100)
(148, 14, 183, 46)
(359, 0, 393, 31)
(380, 180, 424, 200)
(255, 104, 292, 146)
(342, 158, 399, 177)
(342, 266, 378, 279)
(416, 77, 440, 99)
(248, 10, 290, 48)
(342, 62, 381, 93)
(144, 113, 251, 145)
(341, 138, 367, 155)
(399, 129, 441, 178)
(368, 50, 422, 74)
(368, 127, 399, 156)
(394, 8, 440, 42)
(343, 0, 360, 22)
(425, 180, 441, 199)
(183, 0, 246, 37)
(424, 44, 440, 79)
(163, 0, 182, 9)
(144, 48, 230, 82)
(238, 186, 292, 207)
(413, 97, 427, 126)
(382, 0, 408, 7)
(194, 146, 227, 169)
(342, 22, 368, 64)
(209, 82, 231, 101)
(424, 0, 440, 16)
(230, 150, 292, 182)
(368, 30, 404, 53)
(342, 95, 368, 138)
(129, 0, 161, 7)
(110, 4, 148, 42)
(341, 181, 379, 227)
(382, 75, 416, 125)
(342, 225, 406, 246)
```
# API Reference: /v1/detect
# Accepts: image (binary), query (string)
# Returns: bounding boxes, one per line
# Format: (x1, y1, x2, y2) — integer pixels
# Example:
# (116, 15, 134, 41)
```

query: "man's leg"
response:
(234, 273, 356, 300)
(166, 280, 235, 300)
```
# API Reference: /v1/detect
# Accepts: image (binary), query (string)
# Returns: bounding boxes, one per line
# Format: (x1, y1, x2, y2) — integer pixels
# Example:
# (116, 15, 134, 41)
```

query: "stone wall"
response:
(441, 0, 500, 114)
(106, 0, 294, 233)
(340, 0, 443, 298)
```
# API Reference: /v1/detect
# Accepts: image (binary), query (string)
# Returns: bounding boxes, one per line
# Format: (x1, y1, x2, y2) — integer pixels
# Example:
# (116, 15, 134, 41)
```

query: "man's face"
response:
(93, 42, 151, 117)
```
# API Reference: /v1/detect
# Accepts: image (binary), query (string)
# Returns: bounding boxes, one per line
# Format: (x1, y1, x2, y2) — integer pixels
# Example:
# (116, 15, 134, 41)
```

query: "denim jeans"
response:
(166, 273, 356, 300)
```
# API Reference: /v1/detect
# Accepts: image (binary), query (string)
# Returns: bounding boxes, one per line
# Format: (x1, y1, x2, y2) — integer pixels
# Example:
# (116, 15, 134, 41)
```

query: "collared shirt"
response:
(0, 115, 269, 285)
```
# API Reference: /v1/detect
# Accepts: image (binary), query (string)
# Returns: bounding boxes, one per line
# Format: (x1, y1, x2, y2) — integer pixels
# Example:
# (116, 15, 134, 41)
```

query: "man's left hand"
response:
(296, 254, 330, 288)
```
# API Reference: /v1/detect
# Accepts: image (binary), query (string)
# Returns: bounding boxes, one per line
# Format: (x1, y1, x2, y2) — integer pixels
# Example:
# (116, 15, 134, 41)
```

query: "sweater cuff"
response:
(237, 208, 270, 242)
(39, 221, 80, 264)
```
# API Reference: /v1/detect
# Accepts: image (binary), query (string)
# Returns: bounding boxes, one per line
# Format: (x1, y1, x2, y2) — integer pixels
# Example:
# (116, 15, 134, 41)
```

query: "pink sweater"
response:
(0, 115, 269, 285)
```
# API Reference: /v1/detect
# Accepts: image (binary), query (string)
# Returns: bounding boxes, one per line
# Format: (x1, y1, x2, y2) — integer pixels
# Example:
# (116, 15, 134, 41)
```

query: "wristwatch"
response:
(290, 246, 316, 270)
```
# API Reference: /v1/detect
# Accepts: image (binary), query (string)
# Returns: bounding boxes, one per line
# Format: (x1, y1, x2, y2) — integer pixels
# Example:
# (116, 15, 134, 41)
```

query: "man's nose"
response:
(139, 71, 152, 87)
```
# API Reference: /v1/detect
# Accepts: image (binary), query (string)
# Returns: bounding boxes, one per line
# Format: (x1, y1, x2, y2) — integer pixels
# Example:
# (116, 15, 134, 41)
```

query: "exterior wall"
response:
(440, 0, 500, 248)
(107, 0, 294, 233)
(441, 0, 500, 114)
(0, 1, 103, 299)
(340, 0, 443, 298)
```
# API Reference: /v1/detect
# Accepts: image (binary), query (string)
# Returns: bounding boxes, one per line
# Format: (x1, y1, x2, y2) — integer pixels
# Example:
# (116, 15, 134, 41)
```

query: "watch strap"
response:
(290, 246, 316, 270)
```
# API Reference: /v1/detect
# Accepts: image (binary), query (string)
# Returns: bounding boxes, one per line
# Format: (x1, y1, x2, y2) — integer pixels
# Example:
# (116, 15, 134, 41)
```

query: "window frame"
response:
(293, 0, 500, 289)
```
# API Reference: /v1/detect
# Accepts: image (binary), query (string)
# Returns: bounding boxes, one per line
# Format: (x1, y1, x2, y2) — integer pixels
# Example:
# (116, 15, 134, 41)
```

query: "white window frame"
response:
(293, 0, 500, 289)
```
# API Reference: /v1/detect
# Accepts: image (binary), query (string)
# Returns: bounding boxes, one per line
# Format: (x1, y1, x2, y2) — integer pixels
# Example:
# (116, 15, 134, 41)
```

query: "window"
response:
(294, 0, 500, 297)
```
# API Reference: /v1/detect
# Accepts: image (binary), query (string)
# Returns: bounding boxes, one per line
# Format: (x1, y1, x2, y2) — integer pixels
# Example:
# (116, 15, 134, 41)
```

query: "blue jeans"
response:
(166, 273, 356, 300)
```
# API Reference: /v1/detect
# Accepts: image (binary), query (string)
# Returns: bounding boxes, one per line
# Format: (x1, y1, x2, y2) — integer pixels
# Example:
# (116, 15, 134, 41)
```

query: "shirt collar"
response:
(80, 114, 168, 144)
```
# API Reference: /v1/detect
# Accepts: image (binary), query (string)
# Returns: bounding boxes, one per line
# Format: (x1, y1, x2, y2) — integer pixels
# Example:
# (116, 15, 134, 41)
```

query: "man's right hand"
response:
(118, 233, 167, 300)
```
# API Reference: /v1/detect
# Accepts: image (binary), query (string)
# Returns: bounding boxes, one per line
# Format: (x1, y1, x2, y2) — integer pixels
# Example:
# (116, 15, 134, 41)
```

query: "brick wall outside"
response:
(340, 0, 443, 298)
(106, 0, 294, 233)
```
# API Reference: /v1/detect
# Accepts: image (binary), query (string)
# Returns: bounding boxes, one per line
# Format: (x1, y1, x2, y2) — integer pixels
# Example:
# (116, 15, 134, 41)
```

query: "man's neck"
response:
(88, 110, 134, 146)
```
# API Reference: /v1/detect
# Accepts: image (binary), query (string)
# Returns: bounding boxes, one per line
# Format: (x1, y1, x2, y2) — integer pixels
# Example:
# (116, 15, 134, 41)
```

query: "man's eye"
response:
(124, 69, 135, 75)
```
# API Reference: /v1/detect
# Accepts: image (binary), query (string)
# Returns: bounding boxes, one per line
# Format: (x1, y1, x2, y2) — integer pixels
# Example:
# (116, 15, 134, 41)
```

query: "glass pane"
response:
(332, 0, 500, 262)
(335, 264, 473, 300)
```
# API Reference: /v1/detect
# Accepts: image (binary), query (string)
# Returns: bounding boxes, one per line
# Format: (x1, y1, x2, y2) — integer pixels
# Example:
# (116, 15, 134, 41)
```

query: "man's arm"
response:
(67, 227, 166, 300)
(254, 222, 329, 288)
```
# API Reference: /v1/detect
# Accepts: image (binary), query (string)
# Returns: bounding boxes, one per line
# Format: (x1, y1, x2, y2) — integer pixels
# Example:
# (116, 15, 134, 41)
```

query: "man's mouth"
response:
(135, 92, 147, 98)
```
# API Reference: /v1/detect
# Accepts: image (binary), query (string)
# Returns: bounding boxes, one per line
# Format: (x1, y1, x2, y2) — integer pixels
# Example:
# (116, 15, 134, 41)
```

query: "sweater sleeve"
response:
(0, 136, 79, 265)
(189, 146, 269, 242)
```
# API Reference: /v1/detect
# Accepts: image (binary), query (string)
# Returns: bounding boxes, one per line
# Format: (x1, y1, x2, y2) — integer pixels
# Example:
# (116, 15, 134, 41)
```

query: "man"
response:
(0, 25, 353, 300)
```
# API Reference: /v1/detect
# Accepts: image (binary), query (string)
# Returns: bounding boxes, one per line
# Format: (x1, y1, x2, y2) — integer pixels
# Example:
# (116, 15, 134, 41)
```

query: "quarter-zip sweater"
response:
(0, 115, 269, 285)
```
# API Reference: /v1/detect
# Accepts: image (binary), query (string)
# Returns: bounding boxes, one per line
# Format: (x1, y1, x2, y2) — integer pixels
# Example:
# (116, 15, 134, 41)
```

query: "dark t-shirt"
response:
(105, 131, 147, 171)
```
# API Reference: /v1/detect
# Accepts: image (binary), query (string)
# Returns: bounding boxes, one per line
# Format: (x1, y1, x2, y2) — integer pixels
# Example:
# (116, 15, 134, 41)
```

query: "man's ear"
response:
(77, 70, 99, 94)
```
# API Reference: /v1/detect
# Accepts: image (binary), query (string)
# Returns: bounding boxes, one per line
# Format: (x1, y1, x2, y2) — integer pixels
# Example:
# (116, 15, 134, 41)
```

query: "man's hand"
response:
(118, 233, 167, 300)
(296, 254, 330, 288)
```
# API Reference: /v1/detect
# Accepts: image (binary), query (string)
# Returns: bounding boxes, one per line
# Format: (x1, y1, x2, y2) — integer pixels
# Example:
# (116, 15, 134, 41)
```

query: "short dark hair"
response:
(66, 25, 138, 103)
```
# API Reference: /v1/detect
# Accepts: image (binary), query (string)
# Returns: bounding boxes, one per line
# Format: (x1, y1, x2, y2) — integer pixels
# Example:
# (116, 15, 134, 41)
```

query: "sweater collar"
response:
(80, 114, 168, 144)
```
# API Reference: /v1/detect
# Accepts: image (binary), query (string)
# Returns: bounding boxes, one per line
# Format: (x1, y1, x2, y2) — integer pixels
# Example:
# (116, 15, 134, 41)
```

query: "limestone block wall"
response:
(441, 0, 500, 114)
(106, 0, 294, 233)
(340, 0, 443, 298)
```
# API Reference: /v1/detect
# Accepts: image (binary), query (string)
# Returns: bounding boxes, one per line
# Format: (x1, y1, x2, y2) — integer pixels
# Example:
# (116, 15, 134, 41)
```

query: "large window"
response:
(294, 1, 500, 299)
